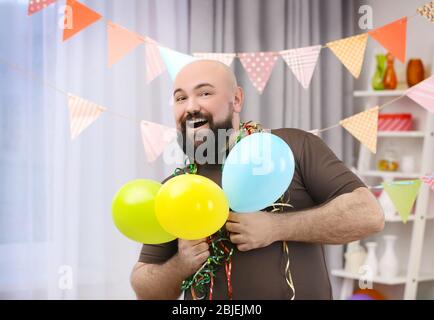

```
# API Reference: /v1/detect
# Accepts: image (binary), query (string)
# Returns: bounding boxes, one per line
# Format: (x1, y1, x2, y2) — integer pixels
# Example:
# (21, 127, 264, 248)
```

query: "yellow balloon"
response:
(155, 174, 229, 240)
(112, 179, 176, 244)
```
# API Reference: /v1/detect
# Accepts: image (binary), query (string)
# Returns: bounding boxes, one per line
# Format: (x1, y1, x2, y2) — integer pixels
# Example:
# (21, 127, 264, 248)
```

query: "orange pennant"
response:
(63, 0, 102, 42)
(368, 17, 407, 63)
(340, 106, 379, 154)
(107, 21, 144, 67)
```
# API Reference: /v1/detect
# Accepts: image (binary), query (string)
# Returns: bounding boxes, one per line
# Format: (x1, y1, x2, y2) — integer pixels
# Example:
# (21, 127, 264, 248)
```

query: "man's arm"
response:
(131, 239, 209, 299)
(226, 187, 385, 251)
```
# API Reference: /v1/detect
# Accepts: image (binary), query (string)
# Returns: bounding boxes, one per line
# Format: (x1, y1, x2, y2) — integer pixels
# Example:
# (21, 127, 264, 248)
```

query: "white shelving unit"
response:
(331, 75, 434, 300)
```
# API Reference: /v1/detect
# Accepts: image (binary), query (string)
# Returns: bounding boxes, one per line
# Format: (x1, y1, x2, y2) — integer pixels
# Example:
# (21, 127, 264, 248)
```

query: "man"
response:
(130, 60, 385, 300)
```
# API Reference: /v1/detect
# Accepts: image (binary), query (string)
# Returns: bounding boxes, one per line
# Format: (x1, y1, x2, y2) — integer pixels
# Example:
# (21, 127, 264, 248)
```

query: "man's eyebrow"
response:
(173, 83, 215, 96)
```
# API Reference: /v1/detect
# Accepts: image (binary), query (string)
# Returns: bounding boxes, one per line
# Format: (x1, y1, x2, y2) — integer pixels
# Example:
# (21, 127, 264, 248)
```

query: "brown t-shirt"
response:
(138, 128, 366, 300)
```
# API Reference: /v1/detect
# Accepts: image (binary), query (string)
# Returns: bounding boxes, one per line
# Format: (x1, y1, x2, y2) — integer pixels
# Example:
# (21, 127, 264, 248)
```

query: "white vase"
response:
(344, 240, 367, 274)
(379, 235, 399, 279)
(363, 242, 378, 277)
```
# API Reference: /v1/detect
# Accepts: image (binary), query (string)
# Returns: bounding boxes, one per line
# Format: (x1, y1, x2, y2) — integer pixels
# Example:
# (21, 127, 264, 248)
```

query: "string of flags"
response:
(27, 0, 434, 93)
(14, 1, 434, 165)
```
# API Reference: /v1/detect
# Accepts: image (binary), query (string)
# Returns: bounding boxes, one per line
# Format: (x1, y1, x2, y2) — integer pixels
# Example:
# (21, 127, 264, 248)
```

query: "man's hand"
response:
(175, 238, 210, 276)
(225, 211, 277, 252)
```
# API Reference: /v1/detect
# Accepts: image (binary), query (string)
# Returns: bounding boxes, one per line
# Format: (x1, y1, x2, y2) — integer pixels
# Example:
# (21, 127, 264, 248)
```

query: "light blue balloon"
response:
(222, 132, 295, 213)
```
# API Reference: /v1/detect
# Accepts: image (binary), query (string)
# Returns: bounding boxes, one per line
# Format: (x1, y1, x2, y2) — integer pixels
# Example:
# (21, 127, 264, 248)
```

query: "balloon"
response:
(155, 174, 229, 240)
(348, 294, 374, 300)
(112, 179, 176, 244)
(222, 132, 295, 212)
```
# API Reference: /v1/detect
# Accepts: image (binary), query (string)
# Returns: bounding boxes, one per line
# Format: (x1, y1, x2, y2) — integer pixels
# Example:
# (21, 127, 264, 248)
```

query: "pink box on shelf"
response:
(378, 113, 413, 131)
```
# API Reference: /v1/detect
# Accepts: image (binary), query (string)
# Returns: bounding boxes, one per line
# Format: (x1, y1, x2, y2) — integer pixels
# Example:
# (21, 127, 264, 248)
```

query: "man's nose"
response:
(185, 97, 201, 114)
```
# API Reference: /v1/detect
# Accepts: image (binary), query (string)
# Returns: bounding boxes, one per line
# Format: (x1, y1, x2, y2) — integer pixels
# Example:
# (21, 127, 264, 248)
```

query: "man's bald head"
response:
(174, 59, 238, 95)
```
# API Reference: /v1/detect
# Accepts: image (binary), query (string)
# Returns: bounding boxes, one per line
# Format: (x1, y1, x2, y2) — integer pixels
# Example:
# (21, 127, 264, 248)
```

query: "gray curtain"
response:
(189, 0, 359, 298)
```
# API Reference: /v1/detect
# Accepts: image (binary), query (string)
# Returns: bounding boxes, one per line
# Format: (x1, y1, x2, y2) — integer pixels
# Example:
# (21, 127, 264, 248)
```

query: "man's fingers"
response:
(229, 233, 246, 244)
(228, 211, 241, 223)
(226, 221, 243, 233)
(192, 242, 209, 255)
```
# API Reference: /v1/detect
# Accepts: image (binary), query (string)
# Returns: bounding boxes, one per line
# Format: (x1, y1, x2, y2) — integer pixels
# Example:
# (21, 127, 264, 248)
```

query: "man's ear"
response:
(233, 86, 244, 113)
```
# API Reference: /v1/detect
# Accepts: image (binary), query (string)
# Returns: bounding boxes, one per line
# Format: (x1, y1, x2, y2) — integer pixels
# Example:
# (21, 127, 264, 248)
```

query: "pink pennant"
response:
(280, 45, 322, 89)
(145, 37, 166, 84)
(107, 21, 144, 67)
(28, 0, 56, 15)
(406, 76, 434, 114)
(140, 121, 177, 162)
(67, 94, 106, 140)
(238, 52, 278, 94)
(421, 173, 434, 191)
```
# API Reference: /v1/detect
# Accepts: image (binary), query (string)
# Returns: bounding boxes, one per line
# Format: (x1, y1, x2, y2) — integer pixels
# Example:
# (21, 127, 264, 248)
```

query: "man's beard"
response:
(177, 110, 235, 165)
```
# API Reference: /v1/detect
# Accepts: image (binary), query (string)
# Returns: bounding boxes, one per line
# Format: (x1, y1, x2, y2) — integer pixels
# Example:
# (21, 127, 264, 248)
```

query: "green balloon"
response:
(112, 179, 176, 244)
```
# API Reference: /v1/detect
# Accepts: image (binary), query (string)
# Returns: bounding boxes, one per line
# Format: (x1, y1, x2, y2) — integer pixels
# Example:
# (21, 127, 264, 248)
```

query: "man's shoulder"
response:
(271, 127, 318, 148)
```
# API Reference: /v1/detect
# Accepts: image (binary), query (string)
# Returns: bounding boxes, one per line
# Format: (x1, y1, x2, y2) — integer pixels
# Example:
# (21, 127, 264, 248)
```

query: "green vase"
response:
(371, 54, 386, 90)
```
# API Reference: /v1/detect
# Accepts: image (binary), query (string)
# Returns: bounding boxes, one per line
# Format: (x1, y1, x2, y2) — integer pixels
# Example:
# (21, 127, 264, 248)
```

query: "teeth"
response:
(188, 118, 207, 124)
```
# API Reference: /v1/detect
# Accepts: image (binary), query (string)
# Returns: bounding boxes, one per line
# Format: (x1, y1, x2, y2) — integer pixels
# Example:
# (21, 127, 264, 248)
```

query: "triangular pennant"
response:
(145, 38, 166, 84)
(340, 106, 379, 153)
(238, 52, 278, 94)
(326, 34, 368, 78)
(280, 45, 322, 89)
(158, 47, 197, 80)
(383, 180, 422, 223)
(63, 0, 102, 42)
(417, 1, 434, 23)
(107, 21, 144, 67)
(421, 173, 434, 191)
(193, 53, 237, 67)
(67, 94, 105, 140)
(140, 121, 177, 162)
(368, 17, 407, 63)
(406, 76, 434, 114)
(28, 0, 56, 15)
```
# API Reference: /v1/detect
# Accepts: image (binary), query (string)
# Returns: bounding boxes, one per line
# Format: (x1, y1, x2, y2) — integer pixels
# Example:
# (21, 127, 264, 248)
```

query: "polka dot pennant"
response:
(28, 0, 56, 16)
(238, 52, 278, 94)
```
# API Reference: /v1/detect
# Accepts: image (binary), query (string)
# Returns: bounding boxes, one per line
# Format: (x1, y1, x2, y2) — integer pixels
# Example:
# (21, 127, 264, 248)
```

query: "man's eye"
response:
(200, 92, 211, 97)
(176, 96, 186, 102)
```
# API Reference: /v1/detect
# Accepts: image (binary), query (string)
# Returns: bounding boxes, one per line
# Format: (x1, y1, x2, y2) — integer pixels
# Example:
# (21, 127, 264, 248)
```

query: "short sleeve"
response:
(138, 240, 178, 264)
(299, 133, 366, 204)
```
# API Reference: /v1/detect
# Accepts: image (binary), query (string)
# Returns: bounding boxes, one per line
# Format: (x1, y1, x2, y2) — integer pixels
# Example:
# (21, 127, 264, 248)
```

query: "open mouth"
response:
(187, 118, 209, 129)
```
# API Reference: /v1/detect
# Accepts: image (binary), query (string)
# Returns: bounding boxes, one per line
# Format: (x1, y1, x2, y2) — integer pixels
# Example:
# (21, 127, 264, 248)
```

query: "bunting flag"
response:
(63, 0, 102, 42)
(140, 121, 177, 162)
(107, 21, 144, 67)
(279, 45, 322, 89)
(326, 34, 368, 78)
(421, 173, 434, 191)
(383, 180, 422, 223)
(238, 52, 278, 94)
(28, 0, 56, 15)
(368, 17, 407, 63)
(340, 106, 379, 154)
(417, 1, 434, 23)
(145, 38, 166, 84)
(158, 47, 197, 80)
(193, 53, 237, 66)
(67, 94, 106, 140)
(406, 76, 434, 114)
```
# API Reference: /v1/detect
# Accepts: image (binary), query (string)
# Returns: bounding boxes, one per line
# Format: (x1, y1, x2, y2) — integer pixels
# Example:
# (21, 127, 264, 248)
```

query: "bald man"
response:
(130, 60, 385, 300)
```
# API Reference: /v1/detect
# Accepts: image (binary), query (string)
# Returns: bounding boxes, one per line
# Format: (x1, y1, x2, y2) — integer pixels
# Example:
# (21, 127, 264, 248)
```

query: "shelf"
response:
(354, 90, 408, 97)
(377, 131, 425, 138)
(331, 269, 434, 285)
(384, 215, 434, 222)
(359, 170, 422, 179)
